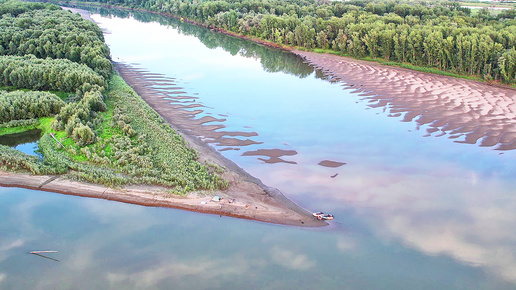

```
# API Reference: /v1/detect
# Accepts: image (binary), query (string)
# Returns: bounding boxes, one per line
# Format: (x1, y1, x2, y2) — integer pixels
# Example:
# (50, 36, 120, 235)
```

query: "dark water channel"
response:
(1, 7, 516, 289)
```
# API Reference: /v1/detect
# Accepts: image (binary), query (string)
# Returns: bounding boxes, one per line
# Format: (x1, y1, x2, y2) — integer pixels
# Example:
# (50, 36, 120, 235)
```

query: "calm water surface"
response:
(0, 129, 41, 156)
(1, 9, 516, 289)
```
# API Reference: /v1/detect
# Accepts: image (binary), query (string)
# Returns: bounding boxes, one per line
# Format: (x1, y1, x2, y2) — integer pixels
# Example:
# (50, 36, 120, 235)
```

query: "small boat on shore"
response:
(313, 212, 334, 220)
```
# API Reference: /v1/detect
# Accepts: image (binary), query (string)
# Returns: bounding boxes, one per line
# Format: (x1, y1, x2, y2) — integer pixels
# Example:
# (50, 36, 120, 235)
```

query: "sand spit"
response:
(318, 160, 346, 168)
(242, 149, 298, 164)
(294, 51, 516, 150)
(0, 170, 325, 227)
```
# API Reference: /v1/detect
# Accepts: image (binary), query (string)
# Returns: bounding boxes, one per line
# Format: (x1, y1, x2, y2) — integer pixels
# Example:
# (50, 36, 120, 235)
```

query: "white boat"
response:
(313, 212, 334, 220)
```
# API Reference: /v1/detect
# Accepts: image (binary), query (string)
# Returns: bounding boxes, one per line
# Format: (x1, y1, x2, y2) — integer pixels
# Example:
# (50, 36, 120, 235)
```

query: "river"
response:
(1, 7, 516, 289)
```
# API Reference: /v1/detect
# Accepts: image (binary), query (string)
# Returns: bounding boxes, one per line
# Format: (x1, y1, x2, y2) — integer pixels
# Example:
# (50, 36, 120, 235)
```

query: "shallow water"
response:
(2, 8, 516, 289)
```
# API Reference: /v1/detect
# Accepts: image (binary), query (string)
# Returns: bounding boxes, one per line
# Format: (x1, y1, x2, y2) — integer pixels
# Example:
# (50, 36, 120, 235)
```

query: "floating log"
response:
(30, 251, 58, 254)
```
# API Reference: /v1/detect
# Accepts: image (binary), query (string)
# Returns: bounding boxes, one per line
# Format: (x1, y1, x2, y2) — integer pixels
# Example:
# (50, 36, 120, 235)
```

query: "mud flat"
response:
(294, 50, 516, 150)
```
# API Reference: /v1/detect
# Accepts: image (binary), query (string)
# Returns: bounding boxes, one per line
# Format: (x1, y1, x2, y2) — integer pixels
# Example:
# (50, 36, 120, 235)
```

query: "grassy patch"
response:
(0, 124, 38, 135)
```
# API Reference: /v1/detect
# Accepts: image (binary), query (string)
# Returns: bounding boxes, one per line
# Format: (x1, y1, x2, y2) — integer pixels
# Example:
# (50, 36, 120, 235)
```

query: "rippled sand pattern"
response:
(115, 63, 305, 164)
(115, 62, 262, 148)
(294, 51, 516, 150)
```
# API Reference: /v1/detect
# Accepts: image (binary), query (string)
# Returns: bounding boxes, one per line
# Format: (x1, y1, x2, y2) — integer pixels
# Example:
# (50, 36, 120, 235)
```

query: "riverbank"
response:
(293, 50, 516, 150)
(0, 168, 325, 227)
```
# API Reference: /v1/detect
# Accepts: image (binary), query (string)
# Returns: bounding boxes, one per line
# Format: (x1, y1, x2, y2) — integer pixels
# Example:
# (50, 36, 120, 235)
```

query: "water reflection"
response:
(0, 129, 41, 156)
(2, 188, 508, 289)
(73, 5, 315, 78)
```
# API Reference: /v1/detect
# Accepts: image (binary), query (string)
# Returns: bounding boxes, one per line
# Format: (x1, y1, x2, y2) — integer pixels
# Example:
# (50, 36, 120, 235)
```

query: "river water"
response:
(1, 8, 516, 289)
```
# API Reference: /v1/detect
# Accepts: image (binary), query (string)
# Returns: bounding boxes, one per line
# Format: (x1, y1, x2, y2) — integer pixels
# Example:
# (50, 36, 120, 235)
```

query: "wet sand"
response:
(294, 51, 516, 150)
(0, 169, 325, 227)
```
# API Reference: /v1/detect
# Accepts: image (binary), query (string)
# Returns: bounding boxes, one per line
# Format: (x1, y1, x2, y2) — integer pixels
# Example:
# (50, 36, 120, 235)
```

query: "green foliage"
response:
(0, 2, 112, 78)
(0, 1, 228, 193)
(0, 90, 65, 123)
(53, 90, 106, 146)
(0, 0, 56, 17)
(0, 55, 106, 93)
(0, 118, 37, 129)
(72, 124, 95, 146)
(80, 0, 516, 83)
(91, 74, 228, 191)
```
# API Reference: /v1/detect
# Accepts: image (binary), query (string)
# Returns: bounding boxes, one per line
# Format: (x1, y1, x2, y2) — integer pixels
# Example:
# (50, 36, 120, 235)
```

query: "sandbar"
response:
(293, 50, 516, 150)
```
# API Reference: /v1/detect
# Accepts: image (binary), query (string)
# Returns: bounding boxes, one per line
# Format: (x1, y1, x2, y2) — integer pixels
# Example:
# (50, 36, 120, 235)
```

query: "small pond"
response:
(0, 129, 42, 156)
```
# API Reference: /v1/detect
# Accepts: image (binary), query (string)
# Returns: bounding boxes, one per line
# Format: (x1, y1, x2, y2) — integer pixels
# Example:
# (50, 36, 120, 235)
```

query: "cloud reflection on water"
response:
(249, 154, 516, 283)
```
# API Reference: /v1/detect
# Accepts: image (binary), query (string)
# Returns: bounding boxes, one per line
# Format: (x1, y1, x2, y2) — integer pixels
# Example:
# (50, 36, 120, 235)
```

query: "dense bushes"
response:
(0, 1, 228, 192)
(53, 90, 106, 146)
(0, 0, 56, 17)
(0, 90, 64, 123)
(89, 75, 228, 191)
(0, 55, 106, 93)
(0, 1, 112, 78)
(0, 118, 37, 129)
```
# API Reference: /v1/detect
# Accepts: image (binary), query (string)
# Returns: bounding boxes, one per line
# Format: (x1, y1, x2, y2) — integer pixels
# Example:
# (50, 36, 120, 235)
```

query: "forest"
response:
(0, 2, 112, 78)
(67, 0, 516, 83)
(0, 55, 106, 93)
(0, 0, 227, 192)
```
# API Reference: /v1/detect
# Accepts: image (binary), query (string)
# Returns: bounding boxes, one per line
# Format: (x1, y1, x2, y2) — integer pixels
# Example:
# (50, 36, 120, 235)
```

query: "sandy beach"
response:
(293, 51, 516, 150)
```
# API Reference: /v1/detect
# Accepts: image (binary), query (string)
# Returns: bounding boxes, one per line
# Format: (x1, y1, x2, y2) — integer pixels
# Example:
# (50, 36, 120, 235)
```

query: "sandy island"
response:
(0, 7, 328, 228)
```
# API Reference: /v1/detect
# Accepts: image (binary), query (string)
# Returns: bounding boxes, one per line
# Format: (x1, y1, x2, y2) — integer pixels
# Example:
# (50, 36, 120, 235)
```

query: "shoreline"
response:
(0, 170, 325, 227)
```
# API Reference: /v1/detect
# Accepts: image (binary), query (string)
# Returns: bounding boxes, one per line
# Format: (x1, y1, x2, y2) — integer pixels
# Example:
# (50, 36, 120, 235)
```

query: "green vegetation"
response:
(67, 0, 516, 83)
(0, 0, 112, 78)
(0, 55, 106, 93)
(0, 90, 65, 123)
(0, 0, 227, 193)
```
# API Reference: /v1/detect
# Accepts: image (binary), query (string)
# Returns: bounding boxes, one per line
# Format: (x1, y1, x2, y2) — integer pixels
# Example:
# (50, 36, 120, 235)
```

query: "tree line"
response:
(0, 55, 106, 93)
(0, 90, 65, 123)
(0, 1, 112, 78)
(75, 0, 516, 82)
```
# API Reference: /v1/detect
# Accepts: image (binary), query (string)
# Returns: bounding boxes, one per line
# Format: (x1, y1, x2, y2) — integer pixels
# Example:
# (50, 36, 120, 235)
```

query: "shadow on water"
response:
(0, 129, 42, 156)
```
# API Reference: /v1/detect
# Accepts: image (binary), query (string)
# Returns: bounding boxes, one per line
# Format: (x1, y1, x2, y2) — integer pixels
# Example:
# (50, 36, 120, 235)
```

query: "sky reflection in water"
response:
(2, 10, 516, 288)
(0, 188, 504, 289)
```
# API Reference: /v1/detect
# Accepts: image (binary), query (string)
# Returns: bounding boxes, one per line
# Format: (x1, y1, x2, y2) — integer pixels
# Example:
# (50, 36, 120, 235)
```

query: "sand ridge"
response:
(294, 51, 516, 150)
